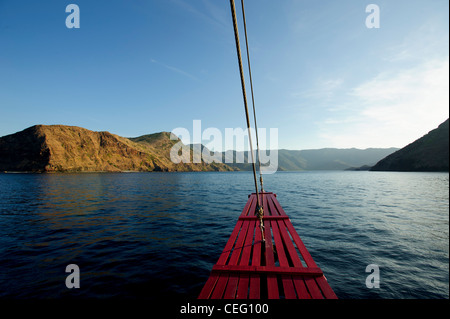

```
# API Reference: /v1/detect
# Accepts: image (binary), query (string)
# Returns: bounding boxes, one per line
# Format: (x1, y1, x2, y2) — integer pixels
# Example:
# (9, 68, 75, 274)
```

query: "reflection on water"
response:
(0, 171, 448, 299)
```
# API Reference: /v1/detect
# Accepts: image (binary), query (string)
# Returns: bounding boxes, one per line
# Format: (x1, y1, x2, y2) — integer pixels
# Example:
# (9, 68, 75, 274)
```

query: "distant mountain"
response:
(0, 125, 234, 172)
(371, 119, 449, 172)
(287, 148, 399, 170)
(222, 147, 399, 171)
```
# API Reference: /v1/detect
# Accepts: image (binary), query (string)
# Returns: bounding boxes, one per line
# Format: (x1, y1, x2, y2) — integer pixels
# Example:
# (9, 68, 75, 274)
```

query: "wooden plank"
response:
(284, 222, 327, 298)
(266, 196, 317, 298)
(268, 193, 336, 299)
(224, 193, 258, 299)
(228, 221, 250, 265)
(285, 221, 318, 268)
(210, 275, 228, 299)
(236, 274, 249, 299)
(238, 215, 289, 220)
(292, 276, 311, 299)
(236, 218, 256, 299)
(267, 193, 288, 217)
(275, 219, 313, 298)
(316, 277, 338, 299)
(223, 275, 238, 299)
(199, 192, 337, 299)
(271, 219, 297, 299)
(239, 220, 256, 266)
(304, 277, 324, 299)
(217, 222, 243, 265)
(198, 273, 220, 299)
(216, 193, 254, 265)
(249, 218, 262, 299)
(266, 196, 302, 267)
(223, 218, 251, 298)
(246, 194, 257, 217)
(212, 265, 323, 276)
(249, 192, 264, 299)
(270, 195, 318, 268)
(210, 220, 243, 299)
(199, 221, 245, 298)
(263, 195, 279, 299)
(249, 192, 273, 198)
(206, 195, 255, 299)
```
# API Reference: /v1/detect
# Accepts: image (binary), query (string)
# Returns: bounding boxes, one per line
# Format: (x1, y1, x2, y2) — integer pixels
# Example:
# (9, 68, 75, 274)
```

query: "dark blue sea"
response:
(0, 171, 448, 300)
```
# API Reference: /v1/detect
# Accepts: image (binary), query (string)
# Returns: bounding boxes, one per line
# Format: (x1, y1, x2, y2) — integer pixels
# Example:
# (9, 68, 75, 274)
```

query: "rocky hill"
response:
(0, 124, 413, 173)
(0, 125, 234, 173)
(371, 119, 449, 172)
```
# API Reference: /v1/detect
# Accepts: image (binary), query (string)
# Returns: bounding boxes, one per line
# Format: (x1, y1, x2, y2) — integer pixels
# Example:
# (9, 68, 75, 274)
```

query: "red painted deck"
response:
(198, 192, 337, 299)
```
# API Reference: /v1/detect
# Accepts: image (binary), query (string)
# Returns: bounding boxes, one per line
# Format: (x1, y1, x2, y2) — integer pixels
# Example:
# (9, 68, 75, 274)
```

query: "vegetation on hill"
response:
(0, 125, 234, 172)
(371, 119, 449, 172)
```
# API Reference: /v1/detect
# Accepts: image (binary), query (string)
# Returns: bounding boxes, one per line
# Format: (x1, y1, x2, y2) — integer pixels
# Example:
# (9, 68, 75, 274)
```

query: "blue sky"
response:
(0, 0, 448, 150)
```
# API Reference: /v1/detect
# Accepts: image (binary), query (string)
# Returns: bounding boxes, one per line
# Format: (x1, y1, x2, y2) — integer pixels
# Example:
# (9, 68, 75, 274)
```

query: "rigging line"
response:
(230, 0, 265, 242)
(240, 0, 264, 192)
(229, 0, 259, 204)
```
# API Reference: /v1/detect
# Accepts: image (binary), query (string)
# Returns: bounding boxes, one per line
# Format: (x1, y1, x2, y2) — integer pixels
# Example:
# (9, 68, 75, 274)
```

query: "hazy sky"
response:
(0, 0, 448, 150)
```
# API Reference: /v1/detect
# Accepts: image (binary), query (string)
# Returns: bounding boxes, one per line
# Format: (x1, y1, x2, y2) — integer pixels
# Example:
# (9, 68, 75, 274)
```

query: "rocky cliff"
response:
(0, 125, 234, 172)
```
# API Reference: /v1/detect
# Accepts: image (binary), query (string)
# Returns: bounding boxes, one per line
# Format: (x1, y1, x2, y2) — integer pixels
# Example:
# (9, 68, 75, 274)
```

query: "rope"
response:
(229, 0, 265, 242)
(240, 0, 264, 193)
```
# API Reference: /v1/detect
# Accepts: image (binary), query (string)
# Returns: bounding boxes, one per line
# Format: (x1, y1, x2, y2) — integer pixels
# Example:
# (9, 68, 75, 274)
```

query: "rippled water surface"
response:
(0, 171, 448, 299)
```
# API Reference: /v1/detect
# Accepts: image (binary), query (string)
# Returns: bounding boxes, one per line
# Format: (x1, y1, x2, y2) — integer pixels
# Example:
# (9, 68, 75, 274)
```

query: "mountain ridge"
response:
(0, 125, 234, 172)
(0, 124, 406, 173)
(219, 147, 399, 171)
(371, 119, 449, 172)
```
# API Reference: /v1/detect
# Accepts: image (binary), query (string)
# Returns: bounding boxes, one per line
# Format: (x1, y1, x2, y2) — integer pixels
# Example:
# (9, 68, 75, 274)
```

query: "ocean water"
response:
(0, 171, 448, 300)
